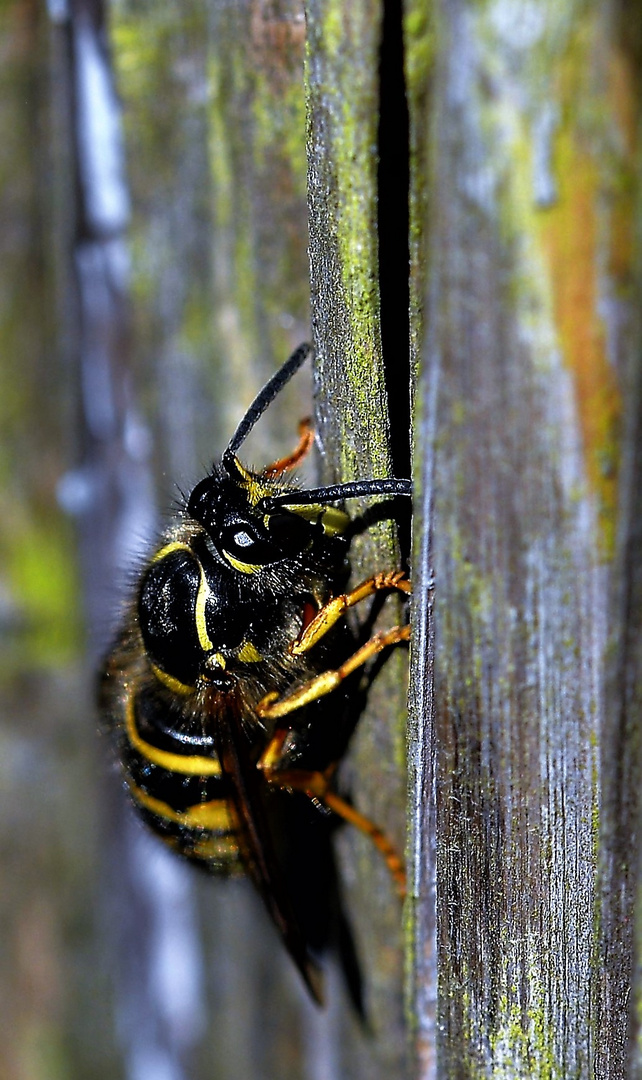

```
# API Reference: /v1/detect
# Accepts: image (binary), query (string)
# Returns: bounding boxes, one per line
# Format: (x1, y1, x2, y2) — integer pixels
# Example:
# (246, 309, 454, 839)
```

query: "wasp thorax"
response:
(138, 542, 254, 689)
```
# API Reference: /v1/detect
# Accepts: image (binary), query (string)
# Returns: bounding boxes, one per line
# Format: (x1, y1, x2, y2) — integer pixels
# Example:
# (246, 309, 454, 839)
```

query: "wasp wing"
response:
(213, 703, 324, 1004)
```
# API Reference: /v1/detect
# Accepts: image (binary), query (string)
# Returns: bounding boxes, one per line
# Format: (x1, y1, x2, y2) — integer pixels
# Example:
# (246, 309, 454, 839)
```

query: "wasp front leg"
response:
(293, 570, 411, 655)
(264, 417, 314, 477)
(257, 732, 406, 898)
(257, 570, 410, 720)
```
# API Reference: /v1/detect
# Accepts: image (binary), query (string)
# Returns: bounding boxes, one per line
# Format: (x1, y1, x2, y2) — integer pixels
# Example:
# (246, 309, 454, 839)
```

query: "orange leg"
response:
(257, 739, 406, 899)
(256, 570, 410, 897)
(264, 418, 314, 477)
(258, 623, 410, 720)
(292, 570, 411, 655)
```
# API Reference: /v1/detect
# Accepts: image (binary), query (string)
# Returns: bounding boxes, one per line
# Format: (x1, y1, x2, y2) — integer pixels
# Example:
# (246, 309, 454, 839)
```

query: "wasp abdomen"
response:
(127, 777, 241, 872)
(103, 659, 243, 873)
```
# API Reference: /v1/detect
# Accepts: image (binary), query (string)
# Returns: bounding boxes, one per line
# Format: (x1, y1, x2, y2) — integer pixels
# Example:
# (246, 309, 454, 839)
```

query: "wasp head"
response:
(186, 453, 319, 573)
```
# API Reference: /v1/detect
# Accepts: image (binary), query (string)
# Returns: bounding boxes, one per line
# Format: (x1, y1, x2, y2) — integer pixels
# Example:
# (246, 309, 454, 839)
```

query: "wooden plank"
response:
(307, 1, 409, 1075)
(406, 1, 642, 1075)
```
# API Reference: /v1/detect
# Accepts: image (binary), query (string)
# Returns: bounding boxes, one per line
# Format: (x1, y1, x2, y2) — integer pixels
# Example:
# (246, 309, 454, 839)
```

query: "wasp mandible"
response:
(99, 344, 412, 1000)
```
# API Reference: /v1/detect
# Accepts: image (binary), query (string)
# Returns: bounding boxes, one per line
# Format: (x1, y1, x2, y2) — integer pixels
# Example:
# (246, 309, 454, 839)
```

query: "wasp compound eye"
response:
(219, 521, 281, 567)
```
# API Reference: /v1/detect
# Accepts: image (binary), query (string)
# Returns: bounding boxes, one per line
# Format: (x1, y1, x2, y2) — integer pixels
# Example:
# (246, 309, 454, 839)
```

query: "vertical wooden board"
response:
(205, 0, 312, 456)
(111, 0, 217, 493)
(306, 0, 410, 1075)
(601, 8, 642, 1080)
(407, 0, 642, 1076)
(113, 0, 311, 491)
(0, 4, 109, 1079)
(404, 1, 437, 1074)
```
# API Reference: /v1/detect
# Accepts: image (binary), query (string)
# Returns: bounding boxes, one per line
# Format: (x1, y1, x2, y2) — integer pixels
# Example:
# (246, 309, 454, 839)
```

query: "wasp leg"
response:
(264, 418, 314, 477)
(257, 588, 410, 897)
(257, 745, 406, 898)
(293, 570, 411, 655)
(257, 623, 410, 721)
(324, 790, 406, 898)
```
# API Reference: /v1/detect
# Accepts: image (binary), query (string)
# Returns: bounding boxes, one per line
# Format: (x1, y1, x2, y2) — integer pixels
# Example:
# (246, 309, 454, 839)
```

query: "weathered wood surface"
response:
(406, 1, 642, 1077)
(307, 0, 410, 1076)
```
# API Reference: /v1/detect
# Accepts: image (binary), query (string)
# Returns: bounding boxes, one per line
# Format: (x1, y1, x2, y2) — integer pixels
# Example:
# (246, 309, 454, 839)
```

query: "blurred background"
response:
(0, 1, 404, 1077)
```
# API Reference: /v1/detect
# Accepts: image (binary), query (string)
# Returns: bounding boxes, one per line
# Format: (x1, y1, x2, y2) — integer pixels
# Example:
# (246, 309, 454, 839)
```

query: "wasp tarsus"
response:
(99, 343, 412, 1002)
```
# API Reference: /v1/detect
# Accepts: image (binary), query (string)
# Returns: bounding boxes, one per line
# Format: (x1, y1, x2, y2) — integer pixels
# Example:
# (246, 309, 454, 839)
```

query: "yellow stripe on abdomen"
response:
(125, 693, 222, 777)
(127, 779, 234, 833)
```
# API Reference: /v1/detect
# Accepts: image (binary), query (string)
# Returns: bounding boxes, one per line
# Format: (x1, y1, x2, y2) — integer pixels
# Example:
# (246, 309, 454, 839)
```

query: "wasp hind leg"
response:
(258, 735, 406, 899)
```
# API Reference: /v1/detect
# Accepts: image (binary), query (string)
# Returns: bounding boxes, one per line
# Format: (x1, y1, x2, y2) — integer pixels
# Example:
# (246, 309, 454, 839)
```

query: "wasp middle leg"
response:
(257, 623, 410, 721)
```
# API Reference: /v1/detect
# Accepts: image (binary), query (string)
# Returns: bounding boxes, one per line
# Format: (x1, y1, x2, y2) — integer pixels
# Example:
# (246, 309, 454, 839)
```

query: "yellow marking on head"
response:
(231, 457, 254, 484)
(281, 503, 350, 537)
(212, 652, 226, 669)
(195, 569, 214, 651)
(125, 693, 222, 776)
(245, 478, 275, 506)
(150, 662, 194, 696)
(237, 640, 263, 663)
(320, 506, 350, 536)
(150, 541, 194, 565)
(230, 455, 274, 507)
(222, 551, 261, 574)
(127, 780, 233, 832)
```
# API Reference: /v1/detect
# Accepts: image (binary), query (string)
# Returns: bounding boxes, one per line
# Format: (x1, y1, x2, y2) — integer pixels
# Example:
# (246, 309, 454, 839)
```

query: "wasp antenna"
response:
(223, 343, 313, 470)
(259, 478, 412, 511)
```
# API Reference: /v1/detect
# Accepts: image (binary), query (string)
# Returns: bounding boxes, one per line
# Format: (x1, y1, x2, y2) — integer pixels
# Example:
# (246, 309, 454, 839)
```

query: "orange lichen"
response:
(537, 50, 631, 556)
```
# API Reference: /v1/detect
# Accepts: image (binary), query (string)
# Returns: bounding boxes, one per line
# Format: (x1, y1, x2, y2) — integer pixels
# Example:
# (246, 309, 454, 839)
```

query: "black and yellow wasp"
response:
(99, 344, 412, 1000)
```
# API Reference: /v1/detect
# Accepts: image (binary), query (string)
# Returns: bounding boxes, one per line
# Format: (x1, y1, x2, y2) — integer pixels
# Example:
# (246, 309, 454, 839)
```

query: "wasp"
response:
(99, 343, 412, 1001)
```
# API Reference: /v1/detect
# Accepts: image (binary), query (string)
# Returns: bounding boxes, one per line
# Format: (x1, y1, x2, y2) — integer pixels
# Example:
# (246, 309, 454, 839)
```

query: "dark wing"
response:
(213, 701, 324, 1004)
